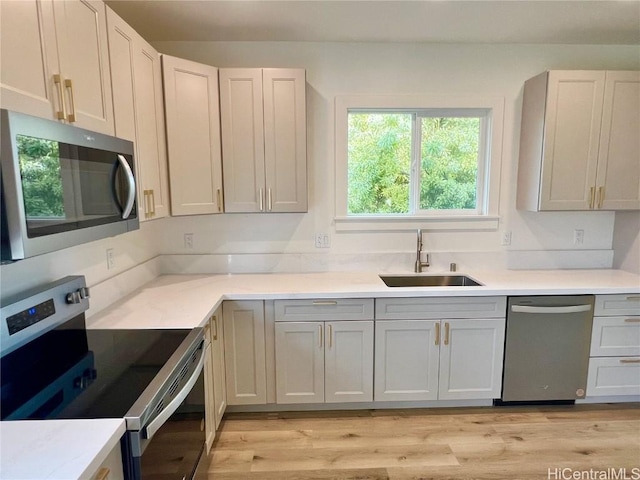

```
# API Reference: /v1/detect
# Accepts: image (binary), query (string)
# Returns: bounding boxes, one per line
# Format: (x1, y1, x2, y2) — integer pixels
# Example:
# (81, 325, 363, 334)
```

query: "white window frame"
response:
(335, 95, 504, 231)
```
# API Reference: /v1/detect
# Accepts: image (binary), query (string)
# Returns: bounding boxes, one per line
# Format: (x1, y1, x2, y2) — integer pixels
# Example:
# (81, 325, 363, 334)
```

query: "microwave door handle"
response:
(144, 346, 206, 441)
(116, 155, 136, 219)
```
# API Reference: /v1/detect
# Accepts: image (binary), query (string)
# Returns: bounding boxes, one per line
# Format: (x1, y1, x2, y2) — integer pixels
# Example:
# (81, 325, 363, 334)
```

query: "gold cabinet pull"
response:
(267, 187, 273, 212)
(212, 315, 218, 340)
(143, 190, 151, 218)
(312, 300, 338, 306)
(53, 74, 66, 120)
(597, 186, 605, 209)
(216, 188, 222, 212)
(328, 324, 333, 348)
(626, 296, 640, 301)
(94, 468, 110, 480)
(319, 324, 323, 348)
(435, 322, 440, 346)
(64, 78, 76, 122)
(624, 318, 640, 323)
(620, 359, 640, 364)
(589, 187, 595, 209)
(259, 188, 264, 211)
(444, 322, 450, 346)
(150, 189, 156, 216)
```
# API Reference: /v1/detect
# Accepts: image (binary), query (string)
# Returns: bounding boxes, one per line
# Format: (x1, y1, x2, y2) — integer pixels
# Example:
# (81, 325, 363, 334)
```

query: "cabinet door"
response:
(223, 301, 267, 405)
(0, 0, 61, 120)
(325, 321, 373, 403)
(263, 69, 308, 212)
(211, 310, 227, 430)
(438, 319, 505, 400)
(134, 44, 169, 219)
(219, 68, 266, 213)
(275, 322, 324, 404)
(374, 320, 439, 402)
(53, 0, 114, 135)
(203, 337, 215, 454)
(540, 71, 605, 210)
(596, 71, 640, 210)
(163, 55, 223, 216)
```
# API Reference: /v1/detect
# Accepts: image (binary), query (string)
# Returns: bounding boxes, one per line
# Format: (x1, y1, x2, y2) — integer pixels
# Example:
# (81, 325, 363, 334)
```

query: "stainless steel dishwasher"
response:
(501, 295, 595, 402)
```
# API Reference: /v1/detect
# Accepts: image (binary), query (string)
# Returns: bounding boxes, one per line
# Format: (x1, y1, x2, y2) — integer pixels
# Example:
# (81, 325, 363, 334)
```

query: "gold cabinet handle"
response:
(597, 186, 605, 209)
(435, 322, 440, 346)
(150, 189, 156, 216)
(143, 190, 151, 218)
(444, 322, 450, 346)
(217, 188, 222, 212)
(94, 468, 110, 480)
(53, 74, 66, 120)
(212, 315, 218, 340)
(620, 359, 640, 364)
(312, 300, 338, 306)
(589, 187, 596, 209)
(328, 324, 333, 349)
(259, 188, 264, 211)
(267, 187, 272, 212)
(64, 78, 76, 122)
(624, 318, 640, 323)
(626, 296, 640, 301)
(319, 324, 323, 348)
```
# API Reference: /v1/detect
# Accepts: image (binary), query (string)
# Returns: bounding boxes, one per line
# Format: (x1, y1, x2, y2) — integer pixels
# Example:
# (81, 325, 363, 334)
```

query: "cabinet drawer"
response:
(586, 357, 640, 397)
(375, 297, 506, 320)
(274, 299, 374, 322)
(594, 295, 640, 316)
(590, 316, 640, 357)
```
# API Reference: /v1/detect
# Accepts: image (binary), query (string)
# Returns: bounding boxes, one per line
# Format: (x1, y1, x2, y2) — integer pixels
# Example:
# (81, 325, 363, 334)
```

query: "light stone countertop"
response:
(88, 269, 640, 330)
(0, 419, 125, 480)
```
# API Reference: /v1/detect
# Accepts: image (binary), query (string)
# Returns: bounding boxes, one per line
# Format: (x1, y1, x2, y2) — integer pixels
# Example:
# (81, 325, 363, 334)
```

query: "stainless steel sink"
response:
(380, 274, 483, 287)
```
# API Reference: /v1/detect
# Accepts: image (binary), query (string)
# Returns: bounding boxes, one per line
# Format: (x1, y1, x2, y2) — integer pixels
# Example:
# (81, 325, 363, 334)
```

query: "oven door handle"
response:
(144, 344, 206, 441)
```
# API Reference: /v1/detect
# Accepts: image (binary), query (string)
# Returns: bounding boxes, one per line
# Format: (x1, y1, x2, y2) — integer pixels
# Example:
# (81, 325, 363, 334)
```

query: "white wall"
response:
(152, 41, 637, 271)
(613, 211, 640, 274)
(0, 220, 164, 299)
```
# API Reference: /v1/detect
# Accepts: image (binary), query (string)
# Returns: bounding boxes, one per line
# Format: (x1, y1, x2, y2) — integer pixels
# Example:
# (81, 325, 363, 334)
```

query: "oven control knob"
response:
(66, 291, 82, 304)
(66, 287, 90, 304)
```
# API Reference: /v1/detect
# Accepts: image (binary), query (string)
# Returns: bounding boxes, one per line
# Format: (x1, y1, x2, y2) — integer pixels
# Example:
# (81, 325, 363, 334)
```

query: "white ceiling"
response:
(105, 0, 640, 45)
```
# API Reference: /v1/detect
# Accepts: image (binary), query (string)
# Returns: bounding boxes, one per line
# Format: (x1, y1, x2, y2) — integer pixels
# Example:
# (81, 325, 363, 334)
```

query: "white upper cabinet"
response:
(219, 68, 307, 213)
(107, 8, 169, 220)
(517, 70, 640, 211)
(162, 55, 224, 216)
(1, 0, 114, 135)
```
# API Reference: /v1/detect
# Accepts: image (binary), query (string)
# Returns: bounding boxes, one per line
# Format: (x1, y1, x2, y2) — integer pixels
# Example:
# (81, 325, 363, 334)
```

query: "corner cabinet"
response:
(1, 0, 114, 135)
(517, 70, 640, 211)
(107, 7, 170, 220)
(219, 68, 307, 213)
(374, 297, 506, 402)
(162, 55, 224, 216)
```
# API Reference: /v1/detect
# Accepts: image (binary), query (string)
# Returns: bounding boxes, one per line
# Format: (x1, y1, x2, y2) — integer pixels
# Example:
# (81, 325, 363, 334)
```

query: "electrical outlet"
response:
(574, 229, 584, 246)
(501, 231, 512, 246)
(184, 233, 194, 250)
(106, 248, 115, 270)
(314, 233, 331, 248)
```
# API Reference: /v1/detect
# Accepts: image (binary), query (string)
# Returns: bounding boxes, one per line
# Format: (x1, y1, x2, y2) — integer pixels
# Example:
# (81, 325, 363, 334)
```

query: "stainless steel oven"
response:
(0, 276, 208, 480)
(1, 109, 139, 262)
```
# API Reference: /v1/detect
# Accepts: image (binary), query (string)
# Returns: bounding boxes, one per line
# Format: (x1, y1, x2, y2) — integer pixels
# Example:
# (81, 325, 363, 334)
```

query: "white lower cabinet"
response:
(90, 442, 124, 480)
(204, 307, 227, 453)
(586, 295, 640, 398)
(275, 321, 374, 404)
(223, 300, 267, 405)
(374, 318, 505, 402)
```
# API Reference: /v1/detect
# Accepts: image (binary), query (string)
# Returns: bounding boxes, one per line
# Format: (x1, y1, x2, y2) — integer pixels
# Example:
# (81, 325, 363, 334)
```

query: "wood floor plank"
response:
(209, 467, 391, 480)
(214, 429, 313, 450)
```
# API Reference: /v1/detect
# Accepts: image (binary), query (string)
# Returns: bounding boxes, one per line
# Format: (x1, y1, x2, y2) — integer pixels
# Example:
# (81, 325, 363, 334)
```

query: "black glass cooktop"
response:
(0, 315, 190, 421)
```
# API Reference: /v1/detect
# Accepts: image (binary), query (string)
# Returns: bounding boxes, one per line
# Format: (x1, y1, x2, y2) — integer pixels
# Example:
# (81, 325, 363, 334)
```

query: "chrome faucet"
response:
(415, 229, 430, 273)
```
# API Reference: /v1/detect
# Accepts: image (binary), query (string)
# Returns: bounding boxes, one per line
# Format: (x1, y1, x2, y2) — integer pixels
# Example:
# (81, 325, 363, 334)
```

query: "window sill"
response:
(334, 215, 500, 232)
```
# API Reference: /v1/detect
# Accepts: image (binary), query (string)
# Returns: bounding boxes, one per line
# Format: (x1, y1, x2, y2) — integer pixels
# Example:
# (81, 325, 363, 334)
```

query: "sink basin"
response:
(380, 274, 483, 288)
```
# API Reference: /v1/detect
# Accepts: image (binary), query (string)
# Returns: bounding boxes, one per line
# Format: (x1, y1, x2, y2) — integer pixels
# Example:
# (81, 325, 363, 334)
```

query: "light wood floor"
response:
(203, 404, 640, 480)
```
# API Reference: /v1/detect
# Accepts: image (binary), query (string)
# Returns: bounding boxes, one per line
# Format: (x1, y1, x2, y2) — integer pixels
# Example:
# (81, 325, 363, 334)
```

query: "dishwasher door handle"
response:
(511, 305, 592, 314)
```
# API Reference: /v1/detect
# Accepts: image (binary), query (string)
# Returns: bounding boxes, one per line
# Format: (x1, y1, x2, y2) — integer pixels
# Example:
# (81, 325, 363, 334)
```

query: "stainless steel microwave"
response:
(1, 109, 139, 262)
